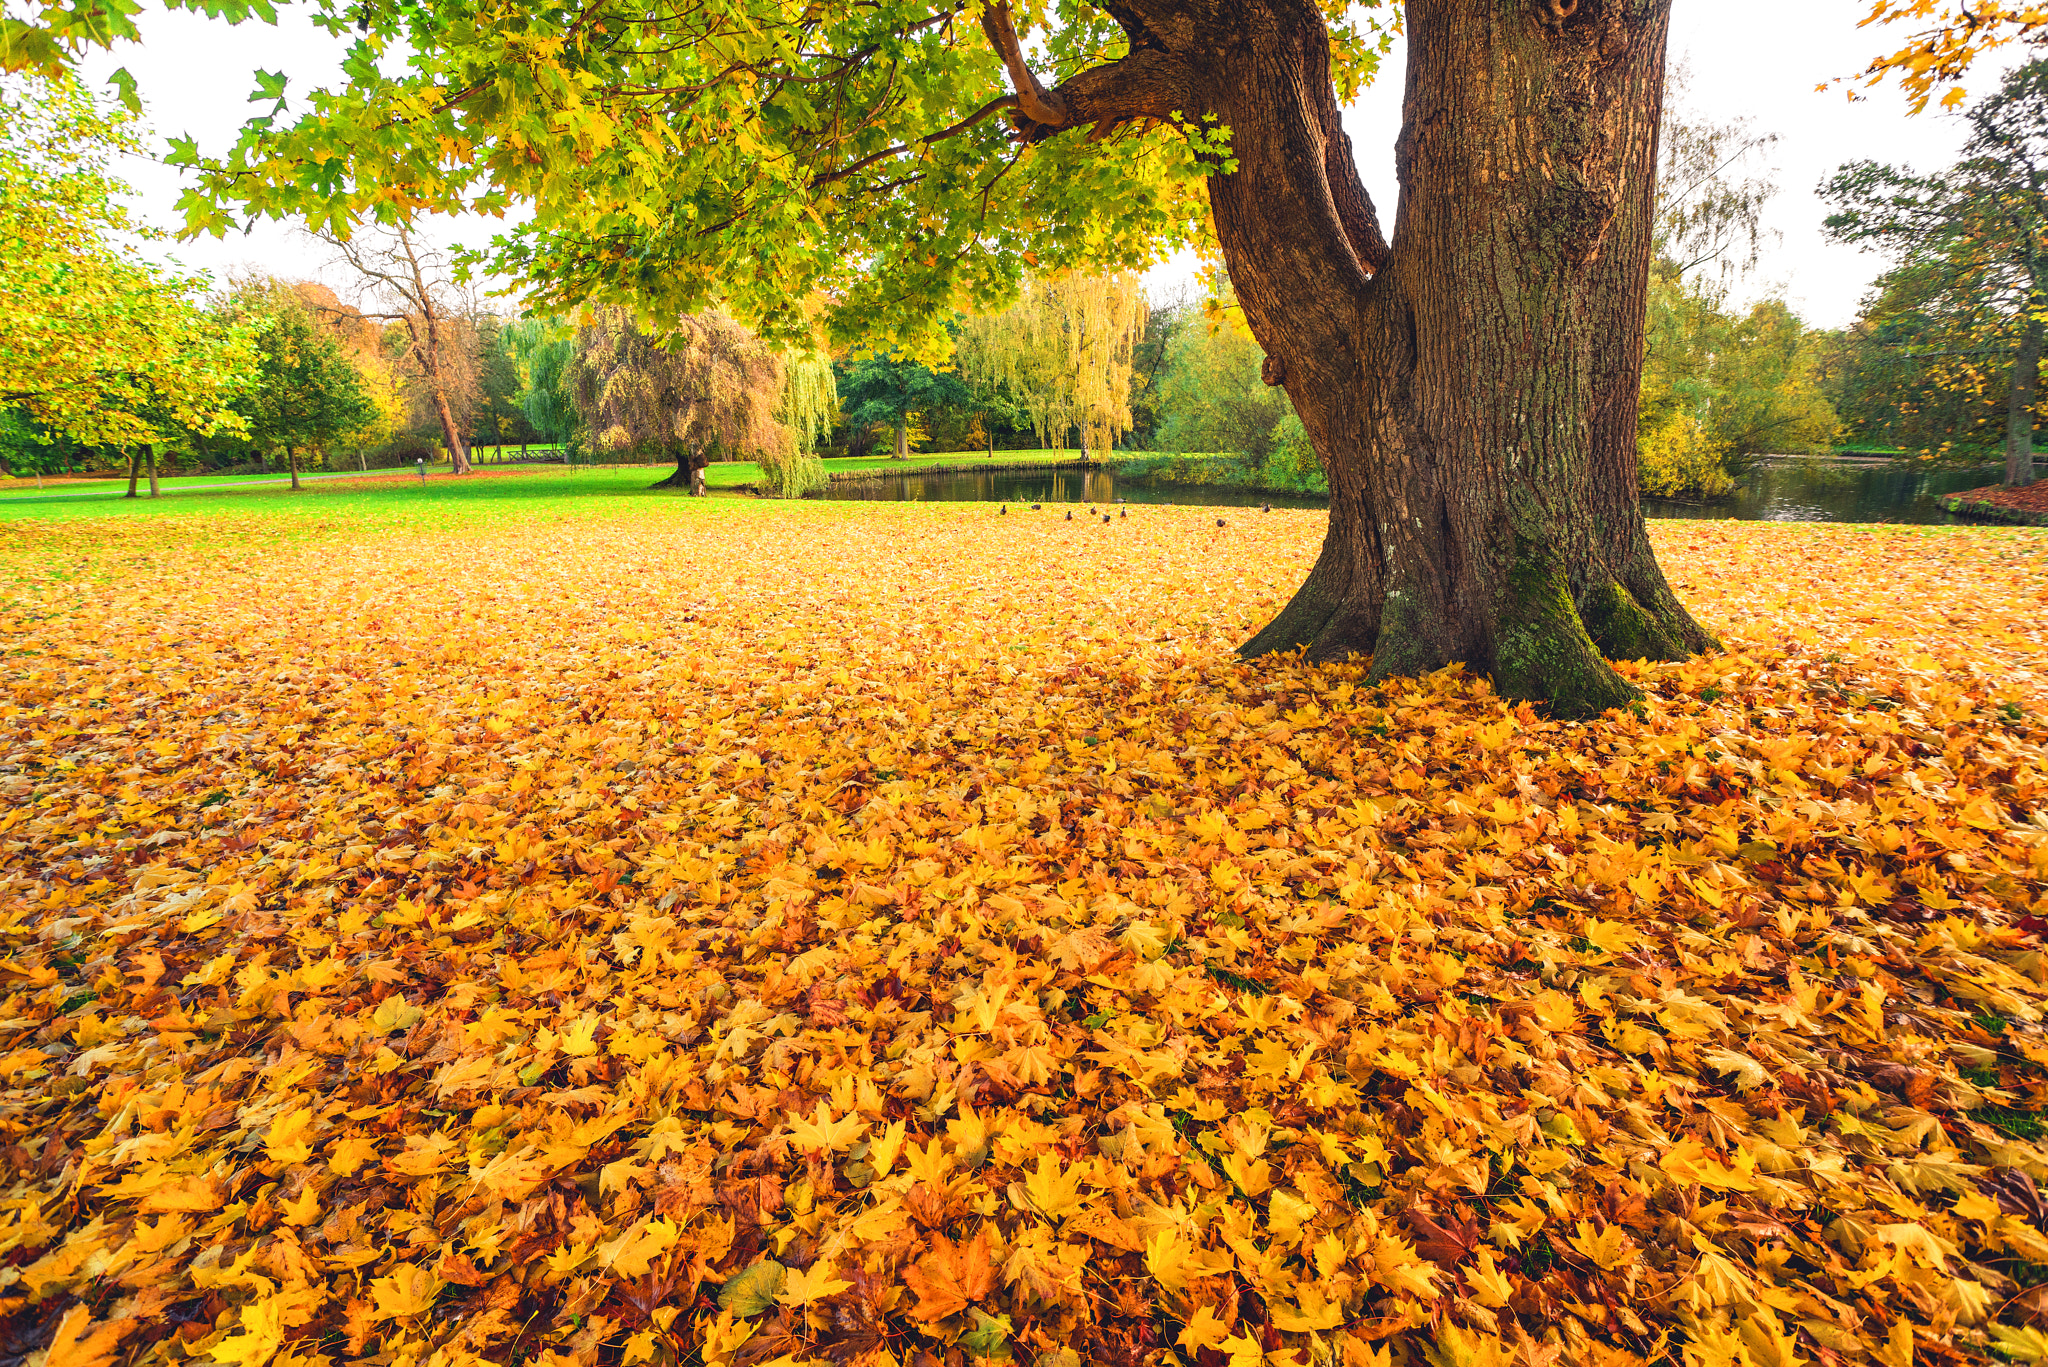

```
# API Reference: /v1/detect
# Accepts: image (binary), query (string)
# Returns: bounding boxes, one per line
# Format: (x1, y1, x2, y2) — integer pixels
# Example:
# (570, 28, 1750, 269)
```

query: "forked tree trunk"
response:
(145, 445, 160, 498)
(2010, 308, 2041, 489)
(124, 449, 140, 499)
(1189, 0, 1714, 716)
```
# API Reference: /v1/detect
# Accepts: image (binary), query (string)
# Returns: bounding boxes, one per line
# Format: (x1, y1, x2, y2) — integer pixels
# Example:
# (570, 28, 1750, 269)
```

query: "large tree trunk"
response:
(2009, 307, 2041, 488)
(1194, 0, 1713, 717)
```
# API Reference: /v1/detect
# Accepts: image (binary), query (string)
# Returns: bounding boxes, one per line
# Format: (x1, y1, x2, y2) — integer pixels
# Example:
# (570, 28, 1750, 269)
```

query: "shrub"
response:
(1260, 416, 1328, 493)
(1637, 413, 1735, 499)
(758, 444, 827, 498)
(364, 438, 439, 471)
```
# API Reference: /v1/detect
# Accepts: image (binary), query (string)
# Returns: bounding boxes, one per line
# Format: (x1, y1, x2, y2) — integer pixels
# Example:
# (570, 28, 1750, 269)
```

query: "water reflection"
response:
(820, 465, 1326, 508)
(1642, 460, 1999, 525)
(818, 458, 2005, 523)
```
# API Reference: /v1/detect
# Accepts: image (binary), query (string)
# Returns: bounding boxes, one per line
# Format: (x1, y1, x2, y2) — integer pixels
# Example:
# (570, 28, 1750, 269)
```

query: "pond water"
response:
(818, 459, 2007, 523)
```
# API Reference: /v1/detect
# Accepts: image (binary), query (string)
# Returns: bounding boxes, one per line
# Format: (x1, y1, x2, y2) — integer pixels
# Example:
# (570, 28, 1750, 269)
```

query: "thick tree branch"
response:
(1324, 126, 1392, 276)
(1051, 50, 1198, 134)
(980, 2, 1068, 127)
(985, 46, 1198, 146)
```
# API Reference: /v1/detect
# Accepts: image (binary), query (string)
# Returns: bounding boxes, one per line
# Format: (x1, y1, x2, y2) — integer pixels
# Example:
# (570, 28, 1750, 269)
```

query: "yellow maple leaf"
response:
(1269, 1283, 1346, 1331)
(868, 1118, 907, 1178)
(278, 1186, 322, 1227)
(140, 1174, 222, 1214)
(1178, 1304, 1232, 1351)
(602, 1217, 682, 1278)
(264, 1106, 316, 1165)
(1010, 1153, 1088, 1222)
(1220, 1151, 1273, 1197)
(1568, 1219, 1635, 1272)
(328, 1133, 379, 1176)
(786, 1101, 866, 1153)
(1466, 1246, 1514, 1309)
(559, 1013, 602, 1057)
(775, 1261, 853, 1306)
(369, 1262, 441, 1320)
(1659, 1139, 1758, 1192)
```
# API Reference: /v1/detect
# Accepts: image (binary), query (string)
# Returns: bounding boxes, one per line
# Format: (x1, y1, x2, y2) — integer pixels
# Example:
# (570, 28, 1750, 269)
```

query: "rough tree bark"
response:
(2010, 306, 2041, 488)
(990, 0, 1716, 716)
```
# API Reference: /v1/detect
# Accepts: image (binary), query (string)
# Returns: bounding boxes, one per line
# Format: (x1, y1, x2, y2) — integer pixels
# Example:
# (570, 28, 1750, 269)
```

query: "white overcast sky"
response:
(80, 0, 1985, 328)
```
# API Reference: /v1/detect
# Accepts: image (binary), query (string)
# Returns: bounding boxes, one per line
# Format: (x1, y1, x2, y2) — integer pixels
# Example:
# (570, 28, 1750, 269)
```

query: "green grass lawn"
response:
(0, 448, 1100, 505)
(0, 469, 399, 492)
(0, 467, 690, 528)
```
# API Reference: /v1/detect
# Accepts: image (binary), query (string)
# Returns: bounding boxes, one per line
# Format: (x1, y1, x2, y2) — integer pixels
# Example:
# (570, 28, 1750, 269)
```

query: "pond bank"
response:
(1941, 484, 2048, 525)
(823, 457, 1102, 484)
(807, 457, 2017, 521)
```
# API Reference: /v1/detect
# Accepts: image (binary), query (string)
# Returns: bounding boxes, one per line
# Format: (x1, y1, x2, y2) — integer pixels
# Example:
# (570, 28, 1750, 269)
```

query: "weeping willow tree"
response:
(504, 317, 579, 452)
(764, 350, 836, 497)
(959, 272, 1147, 457)
(567, 307, 786, 492)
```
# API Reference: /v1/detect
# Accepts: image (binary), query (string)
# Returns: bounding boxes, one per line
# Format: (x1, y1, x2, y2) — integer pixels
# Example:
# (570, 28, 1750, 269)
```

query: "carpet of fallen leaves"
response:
(2, 503, 2047, 1367)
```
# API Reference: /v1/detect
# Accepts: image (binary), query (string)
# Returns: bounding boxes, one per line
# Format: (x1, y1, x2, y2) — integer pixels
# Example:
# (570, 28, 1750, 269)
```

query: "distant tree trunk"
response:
(288, 446, 302, 491)
(124, 449, 140, 499)
(2010, 308, 2041, 488)
(358, 448, 367, 472)
(893, 418, 909, 459)
(145, 445, 160, 498)
(986, 421, 996, 457)
(653, 447, 711, 493)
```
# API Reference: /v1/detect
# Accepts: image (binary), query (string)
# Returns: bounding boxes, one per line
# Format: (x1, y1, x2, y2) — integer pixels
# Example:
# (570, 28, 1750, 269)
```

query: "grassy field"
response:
(0, 450, 1105, 507)
(2, 488, 2045, 1366)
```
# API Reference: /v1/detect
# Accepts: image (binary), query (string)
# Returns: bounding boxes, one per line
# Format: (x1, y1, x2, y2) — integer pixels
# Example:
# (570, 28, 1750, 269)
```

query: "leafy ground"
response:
(0, 490, 2045, 1367)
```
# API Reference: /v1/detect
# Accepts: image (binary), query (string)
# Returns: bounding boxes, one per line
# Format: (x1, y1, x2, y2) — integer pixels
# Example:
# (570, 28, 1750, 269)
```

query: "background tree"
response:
(568, 307, 787, 492)
(1814, 262, 2022, 458)
(1636, 92, 1839, 496)
(957, 271, 1148, 457)
(836, 352, 970, 460)
(317, 219, 479, 474)
(471, 317, 531, 460)
(1825, 59, 2048, 488)
(505, 318, 581, 457)
(0, 73, 250, 471)
(291, 283, 404, 466)
(768, 351, 838, 497)
(1151, 302, 1296, 460)
(1127, 291, 1196, 448)
(217, 281, 378, 489)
